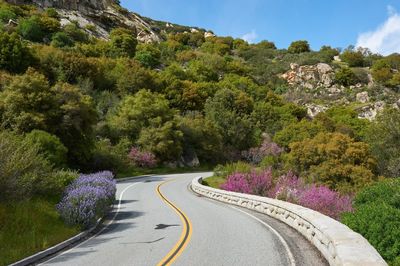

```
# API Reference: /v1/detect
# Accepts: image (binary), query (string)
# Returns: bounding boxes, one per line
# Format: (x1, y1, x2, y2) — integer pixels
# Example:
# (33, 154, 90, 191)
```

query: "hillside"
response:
(5, 0, 210, 42)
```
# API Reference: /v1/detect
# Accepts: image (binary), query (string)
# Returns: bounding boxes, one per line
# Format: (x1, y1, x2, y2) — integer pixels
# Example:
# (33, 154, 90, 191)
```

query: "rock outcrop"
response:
(281, 63, 335, 89)
(6, 0, 162, 42)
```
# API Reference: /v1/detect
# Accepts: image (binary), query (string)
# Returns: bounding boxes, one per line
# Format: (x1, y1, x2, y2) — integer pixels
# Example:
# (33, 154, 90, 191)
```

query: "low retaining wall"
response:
(192, 177, 387, 266)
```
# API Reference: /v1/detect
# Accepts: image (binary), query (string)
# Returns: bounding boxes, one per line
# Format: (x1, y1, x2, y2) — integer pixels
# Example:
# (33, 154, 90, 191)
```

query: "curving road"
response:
(40, 173, 327, 266)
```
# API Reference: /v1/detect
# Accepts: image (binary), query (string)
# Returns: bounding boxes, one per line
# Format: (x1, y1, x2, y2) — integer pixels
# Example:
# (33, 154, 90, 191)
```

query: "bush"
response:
(340, 50, 364, 67)
(17, 16, 46, 42)
(51, 32, 74, 48)
(221, 169, 353, 220)
(288, 40, 310, 54)
(25, 130, 68, 169)
(0, 131, 53, 201)
(335, 67, 358, 86)
(128, 147, 157, 168)
(342, 179, 400, 264)
(242, 136, 283, 165)
(0, 32, 32, 73)
(220, 170, 273, 196)
(57, 171, 116, 229)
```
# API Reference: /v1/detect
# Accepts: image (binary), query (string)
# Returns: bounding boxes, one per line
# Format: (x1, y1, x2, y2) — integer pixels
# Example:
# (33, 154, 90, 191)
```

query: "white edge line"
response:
(230, 206, 296, 266)
(40, 182, 141, 265)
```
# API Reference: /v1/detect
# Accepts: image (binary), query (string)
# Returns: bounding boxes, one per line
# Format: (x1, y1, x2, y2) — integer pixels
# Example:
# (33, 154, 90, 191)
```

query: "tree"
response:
(287, 132, 377, 193)
(137, 120, 184, 162)
(366, 108, 400, 177)
(288, 40, 310, 54)
(0, 69, 97, 168)
(340, 49, 364, 67)
(134, 43, 161, 68)
(205, 88, 256, 151)
(108, 90, 175, 140)
(109, 28, 137, 58)
(0, 32, 32, 73)
(371, 59, 393, 85)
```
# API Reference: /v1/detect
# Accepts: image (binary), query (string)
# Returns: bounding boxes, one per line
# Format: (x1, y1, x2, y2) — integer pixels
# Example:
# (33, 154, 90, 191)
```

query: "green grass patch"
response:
(0, 198, 79, 266)
(201, 176, 226, 189)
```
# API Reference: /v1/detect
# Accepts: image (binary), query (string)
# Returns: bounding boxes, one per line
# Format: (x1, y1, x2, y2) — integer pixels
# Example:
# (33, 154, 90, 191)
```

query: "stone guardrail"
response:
(192, 176, 387, 266)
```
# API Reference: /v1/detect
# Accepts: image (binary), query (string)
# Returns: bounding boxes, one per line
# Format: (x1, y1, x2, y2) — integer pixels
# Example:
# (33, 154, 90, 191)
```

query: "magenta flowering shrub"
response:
(57, 171, 116, 229)
(242, 138, 283, 164)
(299, 185, 353, 220)
(220, 170, 353, 220)
(220, 170, 273, 196)
(128, 147, 157, 168)
(268, 171, 304, 203)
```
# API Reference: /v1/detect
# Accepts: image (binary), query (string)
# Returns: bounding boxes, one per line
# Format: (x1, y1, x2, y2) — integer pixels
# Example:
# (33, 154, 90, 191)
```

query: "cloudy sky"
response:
(121, 0, 400, 55)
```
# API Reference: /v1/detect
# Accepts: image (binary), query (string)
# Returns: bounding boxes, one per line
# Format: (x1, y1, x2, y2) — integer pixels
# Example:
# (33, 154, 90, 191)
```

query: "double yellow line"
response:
(156, 180, 193, 266)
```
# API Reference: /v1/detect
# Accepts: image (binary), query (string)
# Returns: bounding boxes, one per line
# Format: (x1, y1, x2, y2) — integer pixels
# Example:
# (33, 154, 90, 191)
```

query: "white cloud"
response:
(241, 30, 258, 44)
(356, 6, 400, 55)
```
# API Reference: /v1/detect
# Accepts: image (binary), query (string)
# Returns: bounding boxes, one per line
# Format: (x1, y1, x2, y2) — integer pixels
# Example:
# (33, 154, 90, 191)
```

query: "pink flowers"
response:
(221, 169, 273, 196)
(128, 147, 157, 168)
(221, 170, 353, 220)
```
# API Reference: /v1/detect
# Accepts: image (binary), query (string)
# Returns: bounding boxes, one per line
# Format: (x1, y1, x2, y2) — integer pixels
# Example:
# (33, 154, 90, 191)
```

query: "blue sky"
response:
(120, 0, 400, 55)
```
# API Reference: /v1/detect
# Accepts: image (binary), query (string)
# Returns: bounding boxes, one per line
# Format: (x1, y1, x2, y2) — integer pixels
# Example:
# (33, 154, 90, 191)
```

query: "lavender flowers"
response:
(57, 171, 116, 229)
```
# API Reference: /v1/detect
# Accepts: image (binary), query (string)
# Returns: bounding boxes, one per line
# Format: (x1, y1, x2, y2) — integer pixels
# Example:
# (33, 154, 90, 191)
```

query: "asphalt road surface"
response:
(40, 173, 327, 266)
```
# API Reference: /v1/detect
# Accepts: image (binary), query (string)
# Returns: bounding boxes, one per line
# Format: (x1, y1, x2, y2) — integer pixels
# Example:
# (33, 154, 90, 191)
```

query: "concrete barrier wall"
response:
(192, 177, 387, 266)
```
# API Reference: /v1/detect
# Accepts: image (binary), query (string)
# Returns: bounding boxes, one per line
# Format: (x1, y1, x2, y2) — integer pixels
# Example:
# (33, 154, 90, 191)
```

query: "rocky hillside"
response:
(5, 0, 209, 42)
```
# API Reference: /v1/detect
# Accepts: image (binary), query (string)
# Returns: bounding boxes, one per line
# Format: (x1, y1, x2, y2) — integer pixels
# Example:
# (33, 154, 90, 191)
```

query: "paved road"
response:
(41, 173, 327, 266)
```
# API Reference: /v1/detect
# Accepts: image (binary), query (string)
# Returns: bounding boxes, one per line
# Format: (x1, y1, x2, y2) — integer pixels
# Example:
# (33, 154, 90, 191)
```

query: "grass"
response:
(201, 175, 226, 189)
(0, 197, 79, 266)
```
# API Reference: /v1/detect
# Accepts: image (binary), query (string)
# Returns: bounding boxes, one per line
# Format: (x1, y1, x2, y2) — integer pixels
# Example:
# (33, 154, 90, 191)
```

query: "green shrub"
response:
(213, 161, 252, 178)
(51, 32, 74, 48)
(335, 67, 358, 86)
(0, 131, 53, 201)
(0, 32, 32, 73)
(288, 40, 310, 54)
(17, 16, 46, 42)
(25, 130, 68, 169)
(342, 179, 400, 264)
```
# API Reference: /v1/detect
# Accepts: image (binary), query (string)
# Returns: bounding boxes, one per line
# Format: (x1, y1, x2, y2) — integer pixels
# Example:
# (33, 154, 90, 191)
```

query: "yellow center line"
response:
(156, 179, 193, 266)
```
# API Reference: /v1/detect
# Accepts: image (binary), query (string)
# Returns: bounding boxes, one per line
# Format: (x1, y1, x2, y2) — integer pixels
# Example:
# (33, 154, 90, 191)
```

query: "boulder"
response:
(356, 91, 370, 103)
(306, 104, 328, 118)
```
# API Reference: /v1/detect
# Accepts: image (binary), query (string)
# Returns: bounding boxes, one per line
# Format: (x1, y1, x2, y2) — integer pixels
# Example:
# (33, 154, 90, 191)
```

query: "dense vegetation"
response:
(0, 0, 399, 264)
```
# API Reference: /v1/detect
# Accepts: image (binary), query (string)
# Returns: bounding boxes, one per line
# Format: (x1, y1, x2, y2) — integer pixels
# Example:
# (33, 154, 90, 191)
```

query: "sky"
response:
(120, 0, 400, 55)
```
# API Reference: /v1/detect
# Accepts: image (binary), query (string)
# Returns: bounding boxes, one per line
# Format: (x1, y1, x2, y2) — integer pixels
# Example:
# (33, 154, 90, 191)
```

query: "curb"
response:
(10, 175, 151, 266)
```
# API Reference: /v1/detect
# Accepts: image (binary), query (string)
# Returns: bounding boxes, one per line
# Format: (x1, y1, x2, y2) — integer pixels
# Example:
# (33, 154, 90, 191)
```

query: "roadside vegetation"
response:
(0, 0, 399, 265)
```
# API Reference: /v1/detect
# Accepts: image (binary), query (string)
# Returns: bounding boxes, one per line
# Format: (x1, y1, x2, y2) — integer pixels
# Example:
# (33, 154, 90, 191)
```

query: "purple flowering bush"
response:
(221, 170, 353, 220)
(57, 171, 116, 229)
(242, 137, 283, 165)
(221, 169, 273, 196)
(128, 147, 157, 168)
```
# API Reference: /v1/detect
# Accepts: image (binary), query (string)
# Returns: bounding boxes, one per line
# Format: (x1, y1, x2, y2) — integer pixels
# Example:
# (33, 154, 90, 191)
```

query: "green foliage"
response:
(179, 114, 223, 163)
(0, 32, 32, 73)
(0, 69, 97, 168)
(205, 88, 256, 151)
(25, 130, 68, 169)
(335, 67, 358, 86)
(0, 131, 53, 201)
(137, 120, 184, 161)
(109, 27, 137, 58)
(340, 49, 364, 67)
(288, 40, 310, 54)
(134, 43, 161, 68)
(342, 179, 400, 264)
(286, 132, 377, 192)
(0, 4, 16, 23)
(109, 89, 175, 140)
(367, 108, 400, 178)
(51, 32, 74, 48)
(17, 16, 46, 42)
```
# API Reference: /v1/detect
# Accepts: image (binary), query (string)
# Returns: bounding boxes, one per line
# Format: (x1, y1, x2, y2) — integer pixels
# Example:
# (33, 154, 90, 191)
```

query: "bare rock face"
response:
(306, 103, 328, 118)
(6, 0, 113, 12)
(281, 63, 335, 89)
(358, 101, 386, 121)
